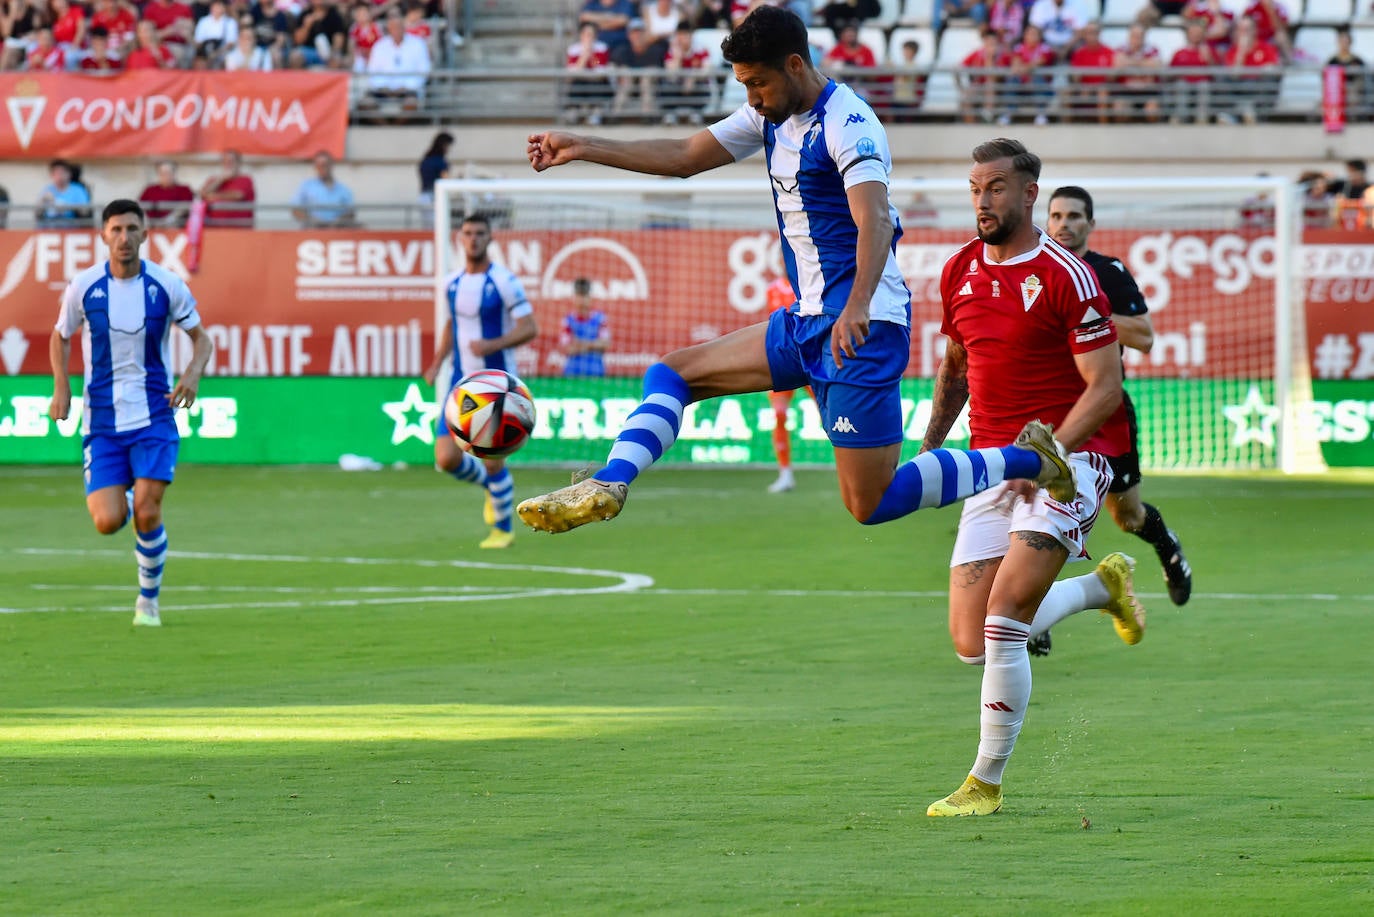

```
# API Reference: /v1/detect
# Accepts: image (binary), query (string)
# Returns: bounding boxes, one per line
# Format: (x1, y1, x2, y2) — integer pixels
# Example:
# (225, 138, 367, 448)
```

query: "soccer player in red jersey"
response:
(924, 139, 1145, 817)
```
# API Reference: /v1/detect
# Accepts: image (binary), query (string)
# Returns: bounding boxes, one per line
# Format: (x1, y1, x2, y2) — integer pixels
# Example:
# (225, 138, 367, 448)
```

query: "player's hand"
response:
(468, 339, 493, 357)
(830, 305, 870, 369)
(421, 364, 438, 386)
(49, 391, 70, 422)
(167, 375, 200, 409)
(1001, 479, 1039, 507)
(527, 131, 581, 172)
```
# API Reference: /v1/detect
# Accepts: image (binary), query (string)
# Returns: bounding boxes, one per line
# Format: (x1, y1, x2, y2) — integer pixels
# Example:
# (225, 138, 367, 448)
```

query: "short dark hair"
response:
(721, 4, 809, 70)
(1050, 185, 1094, 220)
(460, 213, 490, 229)
(573, 277, 592, 295)
(971, 137, 1041, 181)
(102, 199, 145, 225)
(1347, 158, 1367, 172)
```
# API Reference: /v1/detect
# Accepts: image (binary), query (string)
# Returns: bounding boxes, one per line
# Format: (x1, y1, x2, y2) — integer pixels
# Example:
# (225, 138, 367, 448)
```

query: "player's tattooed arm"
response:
(1013, 531, 1065, 553)
(922, 340, 969, 451)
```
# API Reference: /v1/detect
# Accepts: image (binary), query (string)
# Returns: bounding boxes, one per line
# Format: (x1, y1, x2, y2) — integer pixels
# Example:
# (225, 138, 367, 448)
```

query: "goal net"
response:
(435, 176, 1320, 474)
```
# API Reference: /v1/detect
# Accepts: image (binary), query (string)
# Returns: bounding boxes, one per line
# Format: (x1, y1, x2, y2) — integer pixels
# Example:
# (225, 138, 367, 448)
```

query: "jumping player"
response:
(422, 213, 539, 550)
(517, 5, 1075, 535)
(48, 199, 215, 627)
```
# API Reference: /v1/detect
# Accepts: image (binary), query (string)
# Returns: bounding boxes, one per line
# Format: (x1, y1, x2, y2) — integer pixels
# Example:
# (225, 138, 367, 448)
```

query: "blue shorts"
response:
(82, 422, 180, 495)
(764, 310, 910, 449)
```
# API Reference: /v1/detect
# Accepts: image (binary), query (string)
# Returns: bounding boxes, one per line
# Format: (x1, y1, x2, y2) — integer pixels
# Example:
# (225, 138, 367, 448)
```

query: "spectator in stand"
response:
(565, 20, 612, 125)
(731, 0, 783, 29)
(960, 28, 1010, 124)
(417, 130, 452, 204)
(142, 0, 194, 65)
(693, 0, 732, 28)
(404, 1, 432, 41)
(932, 0, 986, 33)
(224, 23, 272, 69)
(292, 0, 347, 68)
(824, 20, 881, 104)
(610, 18, 665, 121)
(50, 0, 86, 53)
(1221, 16, 1280, 124)
(90, 0, 138, 55)
(1027, 0, 1090, 60)
(139, 161, 194, 228)
(1010, 23, 1057, 123)
(2, 0, 48, 69)
(1066, 20, 1116, 123)
(1115, 22, 1162, 122)
(1332, 158, 1370, 229)
(25, 27, 66, 70)
(820, 0, 881, 34)
(1298, 170, 1334, 230)
(1168, 19, 1220, 122)
(290, 151, 356, 228)
(1326, 25, 1366, 112)
(125, 20, 178, 68)
(348, 2, 382, 71)
(80, 26, 124, 69)
(643, 0, 683, 48)
(890, 37, 928, 122)
(580, 0, 636, 56)
(560, 277, 611, 378)
(1184, 0, 1234, 57)
(200, 149, 255, 228)
(248, 3, 293, 68)
(1135, 0, 1189, 28)
(193, 0, 238, 66)
(37, 159, 92, 228)
(985, 0, 1025, 48)
(366, 6, 430, 105)
(1241, 0, 1289, 62)
(659, 21, 712, 124)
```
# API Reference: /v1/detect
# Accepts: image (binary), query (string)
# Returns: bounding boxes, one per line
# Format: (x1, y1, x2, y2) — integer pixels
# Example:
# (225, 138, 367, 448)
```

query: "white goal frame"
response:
(435, 175, 1320, 475)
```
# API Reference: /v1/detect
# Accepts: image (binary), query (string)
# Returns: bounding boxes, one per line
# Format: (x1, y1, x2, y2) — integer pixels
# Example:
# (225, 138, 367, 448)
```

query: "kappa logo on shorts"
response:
(831, 416, 859, 434)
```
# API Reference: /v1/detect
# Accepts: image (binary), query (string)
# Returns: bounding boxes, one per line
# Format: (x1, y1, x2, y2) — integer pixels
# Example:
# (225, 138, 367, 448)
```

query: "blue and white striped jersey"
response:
(442, 262, 533, 383)
(709, 79, 910, 326)
(54, 260, 201, 436)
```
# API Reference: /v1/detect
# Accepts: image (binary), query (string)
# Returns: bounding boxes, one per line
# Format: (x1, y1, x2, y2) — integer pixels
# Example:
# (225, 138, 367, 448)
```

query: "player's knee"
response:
(92, 512, 124, 535)
(132, 507, 161, 533)
(1111, 502, 1145, 532)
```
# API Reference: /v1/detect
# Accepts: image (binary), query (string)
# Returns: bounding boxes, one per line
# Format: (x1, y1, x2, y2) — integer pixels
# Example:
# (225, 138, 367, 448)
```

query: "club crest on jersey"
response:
(1020, 274, 1042, 311)
(991, 280, 1001, 298)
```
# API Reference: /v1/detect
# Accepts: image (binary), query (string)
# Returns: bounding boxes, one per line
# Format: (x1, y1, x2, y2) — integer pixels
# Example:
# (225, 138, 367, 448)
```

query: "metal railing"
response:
(344, 63, 1356, 125)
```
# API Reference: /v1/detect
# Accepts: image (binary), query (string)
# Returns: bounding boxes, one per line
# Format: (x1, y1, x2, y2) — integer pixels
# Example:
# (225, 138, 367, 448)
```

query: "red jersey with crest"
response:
(939, 230, 1129, 455)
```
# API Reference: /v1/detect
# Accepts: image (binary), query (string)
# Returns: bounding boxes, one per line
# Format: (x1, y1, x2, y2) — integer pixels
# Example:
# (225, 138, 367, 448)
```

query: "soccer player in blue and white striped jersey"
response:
(422, 213, 539, 549)
(48, 199, 215, 627)
(518, 4, 1075, 534)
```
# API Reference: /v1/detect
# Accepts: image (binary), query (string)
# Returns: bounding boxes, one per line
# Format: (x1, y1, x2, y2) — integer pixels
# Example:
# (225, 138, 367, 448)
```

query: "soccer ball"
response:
(444, 369, 537, 457)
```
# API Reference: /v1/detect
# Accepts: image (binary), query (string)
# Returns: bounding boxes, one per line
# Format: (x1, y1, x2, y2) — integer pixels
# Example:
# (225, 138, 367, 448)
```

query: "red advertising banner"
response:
(1323, 64, 1347, 135)
(0, 72, 348, 160)
(1301, 230, 1374, 381)
(0, 227, 1293, 382)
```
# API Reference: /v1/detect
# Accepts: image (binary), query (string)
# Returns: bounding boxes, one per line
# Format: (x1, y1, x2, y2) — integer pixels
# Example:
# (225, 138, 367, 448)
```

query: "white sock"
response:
(1028, 571, 1112, 638)
(970, 615, 1031, 787)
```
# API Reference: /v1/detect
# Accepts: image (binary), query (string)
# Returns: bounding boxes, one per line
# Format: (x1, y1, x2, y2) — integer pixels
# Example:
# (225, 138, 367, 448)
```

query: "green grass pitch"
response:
(2, 464, 1372, 914)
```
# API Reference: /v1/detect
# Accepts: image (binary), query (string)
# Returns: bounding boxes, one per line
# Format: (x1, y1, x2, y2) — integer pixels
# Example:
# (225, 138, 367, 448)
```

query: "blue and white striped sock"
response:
(135, 525, 167, 603)
(597, 362, 690, 485)
(486, 467, 514, 533)
(862, 445, 1042, 525)
(448, 451, 488, 486)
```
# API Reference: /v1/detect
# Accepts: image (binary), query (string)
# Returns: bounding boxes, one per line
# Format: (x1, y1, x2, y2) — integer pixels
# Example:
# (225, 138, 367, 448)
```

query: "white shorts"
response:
(949, 451, 1114, 568)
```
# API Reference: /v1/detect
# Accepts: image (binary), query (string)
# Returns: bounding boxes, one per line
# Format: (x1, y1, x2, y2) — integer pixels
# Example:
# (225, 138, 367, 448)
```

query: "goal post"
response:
(435, 175, 1322, 475)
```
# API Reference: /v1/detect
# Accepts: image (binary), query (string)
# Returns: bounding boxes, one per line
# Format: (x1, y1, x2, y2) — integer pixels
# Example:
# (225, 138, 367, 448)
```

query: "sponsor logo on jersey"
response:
(1073, 321, 1115, 345)
(958, 281, 973, 296)
(855, 136, 875, 157)
(844, 113, 866, 125)
(89, 287, 106, 298)
(831, 415, 858, 434)
(1020, 274, 1042, 311)
(968, 259, 978, 273)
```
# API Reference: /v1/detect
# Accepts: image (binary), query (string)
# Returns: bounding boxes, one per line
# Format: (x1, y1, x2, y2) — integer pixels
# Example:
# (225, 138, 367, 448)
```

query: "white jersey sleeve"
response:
(491, 265, 534, 319)
(825, 105, 891, 191)
(152, 264, 203, 332)
(54, 276, 86, 339)
(708, 104, 765, 162)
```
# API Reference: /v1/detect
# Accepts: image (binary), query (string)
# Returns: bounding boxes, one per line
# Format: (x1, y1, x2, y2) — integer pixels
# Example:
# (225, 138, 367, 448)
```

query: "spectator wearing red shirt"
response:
(403, 1, 430, 41)
(139, 161, 195, 228)
(1168, 20, 1219, 122)
(960, 28, 1011, 124)
(1067, 21, 1117, 123)
(1184, 0, 1234, 57)
(658, 21, 711, 125)
(91, 0, 139, 54)
(565, 20, 612, 125)
(349, 2, 382, 70)
(125, 20, 178, 68)
(824, 21, 877, 69)
(80, 27, 125, 70)
(1240, 0, 1290, 60)
(1222, 17, 1280, 123)
(26, 29, 67, 72)
(50, 0, 87, 51)
(142, 0, 195, 60)
(200, 150, 256, 228)
(1011, 24, 1057, 124)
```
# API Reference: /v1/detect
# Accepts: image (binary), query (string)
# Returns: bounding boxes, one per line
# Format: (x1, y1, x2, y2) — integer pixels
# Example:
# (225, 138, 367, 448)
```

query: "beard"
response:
(976, 209, 1021, 246)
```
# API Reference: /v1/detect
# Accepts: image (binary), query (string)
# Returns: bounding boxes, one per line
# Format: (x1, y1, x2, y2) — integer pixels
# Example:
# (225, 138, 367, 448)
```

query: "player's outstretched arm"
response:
(527, 128, 734, 179)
